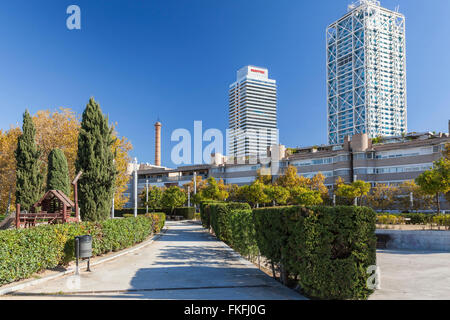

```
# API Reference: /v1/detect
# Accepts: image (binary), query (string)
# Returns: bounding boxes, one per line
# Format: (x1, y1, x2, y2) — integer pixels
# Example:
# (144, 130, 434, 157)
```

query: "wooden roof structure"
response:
(33, 190, 75, 209)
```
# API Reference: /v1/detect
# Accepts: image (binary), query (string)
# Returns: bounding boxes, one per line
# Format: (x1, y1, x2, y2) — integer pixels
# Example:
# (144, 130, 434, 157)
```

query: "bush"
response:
(199, 201, 221, 229)
(0, 215, 164, 286)
(208, 202, 251, 244)
(229, 209, 259, 258)
(253, 205, 377, 300)
(376, 213, 436, 225)
(174, 207, 195, 220)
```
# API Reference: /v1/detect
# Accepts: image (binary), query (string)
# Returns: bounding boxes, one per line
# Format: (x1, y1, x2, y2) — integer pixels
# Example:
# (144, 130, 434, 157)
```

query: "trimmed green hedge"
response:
(116, 207, 195, 219)
(0, 215, 165, 286)
(175, 207, 196, 220)
(253, 206, 377, 300)
(201, 204, 377, 300)
(376, 212, 437, 225)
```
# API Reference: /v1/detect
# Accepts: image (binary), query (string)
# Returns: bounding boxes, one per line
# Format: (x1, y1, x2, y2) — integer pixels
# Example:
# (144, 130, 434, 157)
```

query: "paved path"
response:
(370, 250, 450, 300)
(3, 221, 305, 300)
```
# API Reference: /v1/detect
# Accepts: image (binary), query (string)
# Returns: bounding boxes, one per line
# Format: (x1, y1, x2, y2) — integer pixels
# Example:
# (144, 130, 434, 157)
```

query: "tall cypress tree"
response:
(15, 110, 43, 211)
(47, 148, 70, 196)
(75, 98, 116, 221)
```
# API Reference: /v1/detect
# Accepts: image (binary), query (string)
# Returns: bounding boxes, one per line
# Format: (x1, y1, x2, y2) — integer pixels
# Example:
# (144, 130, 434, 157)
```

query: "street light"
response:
(134, 157, 138, 218)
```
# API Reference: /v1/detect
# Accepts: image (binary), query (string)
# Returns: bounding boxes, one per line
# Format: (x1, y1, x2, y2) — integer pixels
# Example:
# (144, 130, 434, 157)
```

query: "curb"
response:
(0, 227, 168, 296)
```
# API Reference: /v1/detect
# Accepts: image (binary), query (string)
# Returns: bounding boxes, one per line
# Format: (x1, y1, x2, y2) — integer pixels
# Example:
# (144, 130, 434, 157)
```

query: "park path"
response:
(4, 220, 305, 300)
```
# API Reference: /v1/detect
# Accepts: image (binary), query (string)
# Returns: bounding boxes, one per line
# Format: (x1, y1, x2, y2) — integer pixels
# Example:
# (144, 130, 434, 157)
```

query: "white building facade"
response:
(228, 66, 278, 158)
(327, 0, 407, 145)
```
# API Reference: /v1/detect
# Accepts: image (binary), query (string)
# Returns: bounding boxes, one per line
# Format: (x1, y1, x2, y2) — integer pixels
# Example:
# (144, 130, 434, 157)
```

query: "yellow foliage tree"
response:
(0, 127, 21, 214)
(32, 108, 80, 180)
(111, 131, 133, 209)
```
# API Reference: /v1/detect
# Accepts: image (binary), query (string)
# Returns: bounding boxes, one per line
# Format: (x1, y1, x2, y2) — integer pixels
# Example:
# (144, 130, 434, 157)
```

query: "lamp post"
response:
(146, 179, 149, 214)
(188, 186, 191, 207)
(134, 157, 138, 218)
(111, 159, 115, 219)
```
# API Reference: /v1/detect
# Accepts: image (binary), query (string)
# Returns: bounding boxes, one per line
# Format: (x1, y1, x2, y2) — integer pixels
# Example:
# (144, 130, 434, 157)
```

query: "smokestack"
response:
(154, 121, 162, 166)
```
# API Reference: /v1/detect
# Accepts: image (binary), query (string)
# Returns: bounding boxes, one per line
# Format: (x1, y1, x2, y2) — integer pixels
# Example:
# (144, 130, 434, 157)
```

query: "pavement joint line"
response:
(8, 284, 274, 296)
(0, 226, 169, 296)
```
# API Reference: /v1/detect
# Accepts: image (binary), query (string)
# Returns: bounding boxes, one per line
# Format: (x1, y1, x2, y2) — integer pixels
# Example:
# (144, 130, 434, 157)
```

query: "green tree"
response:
(416, 158, 450, 213)
(291, 186, 323, 206)
(46, 148, 70, 196)
(75, 98, 117, 221)
(242, 180, 269, 208)
(15, 110, 44, 211)
(161, 186, 187, 214)
(264, 185, 289, 206)
(200, 177, 229, 201)
(139, 186, 163, 212)
(335, 180, 371, 206)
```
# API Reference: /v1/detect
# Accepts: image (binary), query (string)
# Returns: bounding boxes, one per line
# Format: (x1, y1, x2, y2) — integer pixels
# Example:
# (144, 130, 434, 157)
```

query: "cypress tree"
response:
(75, 98, 116, 221)
(47, 148, 70, 196)
(15, 110, 43, 211)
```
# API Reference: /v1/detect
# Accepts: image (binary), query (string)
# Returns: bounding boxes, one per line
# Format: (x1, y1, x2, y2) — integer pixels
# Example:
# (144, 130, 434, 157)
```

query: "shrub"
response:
(229, 209, 258, 259)
(199, 201, 222, 229)
(0, 215, 164, 286)
(208, 202, 251, 244)
(252, 205, 377, 300)
(174, 207, 195, 220)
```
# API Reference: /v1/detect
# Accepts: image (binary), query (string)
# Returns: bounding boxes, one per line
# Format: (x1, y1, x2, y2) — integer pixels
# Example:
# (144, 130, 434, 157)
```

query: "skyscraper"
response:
(228, 66, 278, 158)
(326, 0, 407, 145)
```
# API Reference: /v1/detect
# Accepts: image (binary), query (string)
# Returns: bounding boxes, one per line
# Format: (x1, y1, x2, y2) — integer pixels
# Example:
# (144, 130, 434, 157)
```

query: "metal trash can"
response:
(77, 235, 92, 258)
(75, 235, 92, 273)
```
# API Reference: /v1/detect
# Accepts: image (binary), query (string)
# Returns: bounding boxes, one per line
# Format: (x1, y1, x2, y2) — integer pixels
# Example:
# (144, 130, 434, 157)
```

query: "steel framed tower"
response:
(326, 0, 407, 145)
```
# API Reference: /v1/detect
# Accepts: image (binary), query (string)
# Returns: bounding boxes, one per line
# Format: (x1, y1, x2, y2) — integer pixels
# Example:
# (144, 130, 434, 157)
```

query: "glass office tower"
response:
(327, 0, 407, 145)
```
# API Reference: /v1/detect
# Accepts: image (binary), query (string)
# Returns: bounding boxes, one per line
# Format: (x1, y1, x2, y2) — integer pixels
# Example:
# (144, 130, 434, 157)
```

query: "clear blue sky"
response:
(0, 0, 449, 168)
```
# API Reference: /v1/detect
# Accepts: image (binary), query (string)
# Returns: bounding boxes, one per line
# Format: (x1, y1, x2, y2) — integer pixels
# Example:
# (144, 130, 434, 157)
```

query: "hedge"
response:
(175, 207, 196, 220)
(376, 213, 447, 225)
(253, 206, 377, 300)
(0, 214, 165, 286)
(116, 207, 195, 219)
(201, 204, 377, 300)
(122, 212, 166, 232)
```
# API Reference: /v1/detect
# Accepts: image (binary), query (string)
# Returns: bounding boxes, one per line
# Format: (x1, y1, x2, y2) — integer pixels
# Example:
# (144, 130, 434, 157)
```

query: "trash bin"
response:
(76, 235, 92, 258)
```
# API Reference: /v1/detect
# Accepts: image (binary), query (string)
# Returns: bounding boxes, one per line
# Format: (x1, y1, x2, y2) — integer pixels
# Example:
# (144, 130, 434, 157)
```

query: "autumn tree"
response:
(46, 148, 70, 196)
(366, 184, 399, 212)
(256, 168, 272, 185)
(15, 110, 44, 211)
(275, 165, 300, 189)
(0, 127, 21, 214)
(111, 132, 133, 209)
(32, 108, 79, 181)
(75, 98, 116, 221)
(397, 180, 434, 212)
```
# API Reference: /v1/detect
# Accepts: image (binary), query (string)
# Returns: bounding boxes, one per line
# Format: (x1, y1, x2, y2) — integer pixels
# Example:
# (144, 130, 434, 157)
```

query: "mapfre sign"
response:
(250, 68, 265, 75)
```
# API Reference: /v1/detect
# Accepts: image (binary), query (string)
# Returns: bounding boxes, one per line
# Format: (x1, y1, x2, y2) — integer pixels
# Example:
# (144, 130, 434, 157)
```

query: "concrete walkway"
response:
(370, 250, 450, 300)
(3, 221, 305, 300)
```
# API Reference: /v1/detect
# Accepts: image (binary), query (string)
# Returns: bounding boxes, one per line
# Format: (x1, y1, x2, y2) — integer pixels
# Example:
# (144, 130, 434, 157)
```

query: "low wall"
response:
(376, 229, 450, 252)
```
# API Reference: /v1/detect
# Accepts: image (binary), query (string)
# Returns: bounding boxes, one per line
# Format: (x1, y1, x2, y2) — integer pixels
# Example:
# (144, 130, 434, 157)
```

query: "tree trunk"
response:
(6, 186, 12, 215)
(436, 193, 441, 214)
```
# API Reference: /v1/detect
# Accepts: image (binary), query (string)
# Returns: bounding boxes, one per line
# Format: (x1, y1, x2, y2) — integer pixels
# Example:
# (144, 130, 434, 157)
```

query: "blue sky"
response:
(0, 0, 449, 168)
